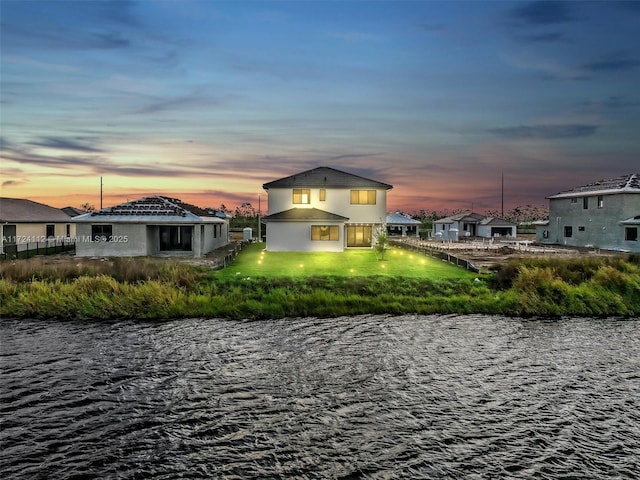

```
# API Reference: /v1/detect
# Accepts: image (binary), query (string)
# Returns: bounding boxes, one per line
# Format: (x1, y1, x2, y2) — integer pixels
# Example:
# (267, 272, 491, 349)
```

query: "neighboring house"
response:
(536, 173, 640, 252)
(432, 212, 516, 241)
(262, 166, 393, 252)
(74, 196, 229, 257)
(386, 212, 421, 237)
(477, 216, 517, 239)
(0, 197, 76, 255)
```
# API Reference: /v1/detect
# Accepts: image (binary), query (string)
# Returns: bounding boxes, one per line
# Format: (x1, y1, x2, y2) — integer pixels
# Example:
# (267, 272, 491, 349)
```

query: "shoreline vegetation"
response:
(1, 243, 639, 320)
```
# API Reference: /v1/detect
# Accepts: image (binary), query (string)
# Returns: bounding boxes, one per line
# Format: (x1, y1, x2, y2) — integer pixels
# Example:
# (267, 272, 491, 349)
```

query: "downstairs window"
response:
(92, 224, 113, 241)
(311, 225, 339, 241)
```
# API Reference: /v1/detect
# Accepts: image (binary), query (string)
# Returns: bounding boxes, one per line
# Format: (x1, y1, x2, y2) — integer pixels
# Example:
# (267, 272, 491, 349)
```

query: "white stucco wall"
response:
(432, 223, 458, 241)
(267, 187, 387, 224)
(477, 225, 516, 238)
(76, 223, 150, 257)
(198, 222, 229, 256)
(265, 222, 344, 252)
(75, 221, 230, 257)
(2, 222, 75, 243)
(1, 222, 76, 255)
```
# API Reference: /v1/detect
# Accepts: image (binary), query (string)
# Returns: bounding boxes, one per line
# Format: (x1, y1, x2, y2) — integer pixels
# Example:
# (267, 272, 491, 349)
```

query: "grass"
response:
(0, 255, 207, 286)
(2, 245, 639, 320)
(216, 242, 475, 280)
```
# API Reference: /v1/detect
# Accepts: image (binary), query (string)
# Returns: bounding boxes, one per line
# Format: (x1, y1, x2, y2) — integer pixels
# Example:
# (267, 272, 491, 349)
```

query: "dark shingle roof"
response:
(434, 212, 485, 224)
(480, 217, 516, 226)
(263, 207, 349, 222)
(548, 174, 640, 198)
(61, 206, 87, 217)
(263, 166, 393, 190)
(0, 197, 73, 223)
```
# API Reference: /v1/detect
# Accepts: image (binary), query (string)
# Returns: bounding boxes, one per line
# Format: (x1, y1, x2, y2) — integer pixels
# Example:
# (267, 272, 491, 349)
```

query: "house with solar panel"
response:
(536, 173, 640, 252)
(262, 167, 393, 252)
(74, 196, 229, 257)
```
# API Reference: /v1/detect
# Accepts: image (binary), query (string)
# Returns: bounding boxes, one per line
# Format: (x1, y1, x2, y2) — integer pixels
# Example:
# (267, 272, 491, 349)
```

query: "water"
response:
(1, 315, 639, 479)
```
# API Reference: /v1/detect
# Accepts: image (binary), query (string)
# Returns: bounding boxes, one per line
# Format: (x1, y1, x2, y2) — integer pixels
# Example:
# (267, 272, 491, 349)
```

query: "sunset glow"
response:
(2, 1, 639, 214)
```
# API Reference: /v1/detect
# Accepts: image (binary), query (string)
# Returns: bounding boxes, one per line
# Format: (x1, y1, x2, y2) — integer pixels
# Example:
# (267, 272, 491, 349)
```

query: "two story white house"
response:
(262, 167, 393, 252)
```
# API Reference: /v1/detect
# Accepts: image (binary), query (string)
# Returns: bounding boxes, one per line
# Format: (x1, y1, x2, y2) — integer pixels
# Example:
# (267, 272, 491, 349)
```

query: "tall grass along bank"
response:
(1, 251, 639, 320)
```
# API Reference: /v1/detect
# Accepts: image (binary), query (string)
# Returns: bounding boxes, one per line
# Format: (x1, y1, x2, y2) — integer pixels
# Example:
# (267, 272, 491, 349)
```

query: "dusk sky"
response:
(1, 0, 639, 214)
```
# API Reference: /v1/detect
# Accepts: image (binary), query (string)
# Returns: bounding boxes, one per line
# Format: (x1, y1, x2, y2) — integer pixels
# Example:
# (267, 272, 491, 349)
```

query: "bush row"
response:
(1, 256, 638, 320)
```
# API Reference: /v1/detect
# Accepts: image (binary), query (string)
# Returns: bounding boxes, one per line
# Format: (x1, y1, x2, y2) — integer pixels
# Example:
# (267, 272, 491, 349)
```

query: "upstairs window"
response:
(319, 189, 326, 201)
(293, 189, 310, 204)
(583, 197, 589, 209)
(571, 198, 578, 204)
(598, 195, 604, 208)
(350, 190, 376, 205)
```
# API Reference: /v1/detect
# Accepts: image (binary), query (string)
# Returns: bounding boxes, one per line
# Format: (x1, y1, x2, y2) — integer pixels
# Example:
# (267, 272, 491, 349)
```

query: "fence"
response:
(217, 239, 252, 269)
(390, 238, 480, 273)
(1, 239, 76, 260)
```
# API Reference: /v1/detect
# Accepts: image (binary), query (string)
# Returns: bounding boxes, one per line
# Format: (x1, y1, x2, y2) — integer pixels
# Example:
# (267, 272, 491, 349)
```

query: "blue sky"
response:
(1, 0, 639, 213)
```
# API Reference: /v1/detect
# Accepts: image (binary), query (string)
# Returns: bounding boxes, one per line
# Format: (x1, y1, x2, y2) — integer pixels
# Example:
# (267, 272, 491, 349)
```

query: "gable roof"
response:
(0, 197, 72, 223)
(434, 212, 485, 224)
(263, 166, 393, 190)
(547, 173, 640, 199)
(74, 196, 225, 223)
(262, 207, 349, 222)
(480, 216, 516, 227)
(434, 212, 514, 226)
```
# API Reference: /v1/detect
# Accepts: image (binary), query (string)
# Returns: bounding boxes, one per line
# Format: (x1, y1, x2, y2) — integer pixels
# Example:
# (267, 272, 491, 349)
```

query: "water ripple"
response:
(1, 315, 639, 479)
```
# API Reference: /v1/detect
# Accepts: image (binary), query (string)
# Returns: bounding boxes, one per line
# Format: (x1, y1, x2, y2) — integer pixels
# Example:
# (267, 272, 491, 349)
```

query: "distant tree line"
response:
(217, 202, 261, 232)
(407, 204, 549, 225)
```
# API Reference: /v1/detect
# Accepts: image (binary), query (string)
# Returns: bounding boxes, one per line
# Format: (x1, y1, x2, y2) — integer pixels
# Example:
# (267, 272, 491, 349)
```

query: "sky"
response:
(1, 0, 639, 215)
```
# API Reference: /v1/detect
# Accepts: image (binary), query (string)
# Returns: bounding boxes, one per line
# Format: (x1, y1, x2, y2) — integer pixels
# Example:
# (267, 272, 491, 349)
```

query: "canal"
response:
(1, 315, 639, 479)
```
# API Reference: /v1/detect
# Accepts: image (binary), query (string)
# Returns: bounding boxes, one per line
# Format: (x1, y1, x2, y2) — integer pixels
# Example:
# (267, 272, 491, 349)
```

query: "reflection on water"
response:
(1, 315, 639, 479)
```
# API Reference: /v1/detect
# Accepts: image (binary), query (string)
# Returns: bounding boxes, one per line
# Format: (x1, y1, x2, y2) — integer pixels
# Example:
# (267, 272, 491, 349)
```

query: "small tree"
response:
(374, 224, 389, 261)
(217, 203, 232, 215)
(234, 202, 256, 218)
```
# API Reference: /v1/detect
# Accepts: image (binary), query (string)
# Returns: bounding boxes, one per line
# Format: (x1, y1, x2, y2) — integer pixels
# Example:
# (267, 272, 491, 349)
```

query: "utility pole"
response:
(501, 172, 504, 218)
(258, 194, 261, 242)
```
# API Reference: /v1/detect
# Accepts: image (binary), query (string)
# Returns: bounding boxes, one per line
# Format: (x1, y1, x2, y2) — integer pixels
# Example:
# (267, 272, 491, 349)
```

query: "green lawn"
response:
(216, 242, 475, 280)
